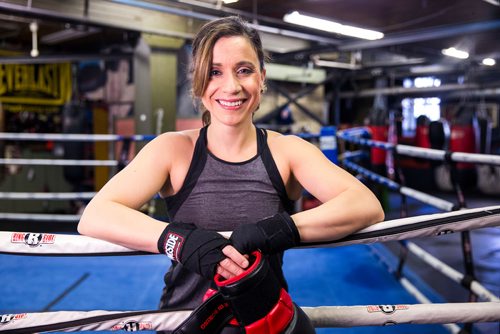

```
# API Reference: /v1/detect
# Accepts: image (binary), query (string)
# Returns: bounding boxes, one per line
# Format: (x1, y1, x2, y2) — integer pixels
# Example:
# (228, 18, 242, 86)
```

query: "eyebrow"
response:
(211, 61, 257, 68)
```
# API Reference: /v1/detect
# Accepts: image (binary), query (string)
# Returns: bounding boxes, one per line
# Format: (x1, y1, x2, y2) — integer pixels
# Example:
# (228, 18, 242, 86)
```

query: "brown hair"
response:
(190, 16, 267, 126)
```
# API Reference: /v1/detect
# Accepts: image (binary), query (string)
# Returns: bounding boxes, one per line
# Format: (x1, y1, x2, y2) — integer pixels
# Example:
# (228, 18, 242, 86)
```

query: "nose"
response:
(222, 73, 241, 94)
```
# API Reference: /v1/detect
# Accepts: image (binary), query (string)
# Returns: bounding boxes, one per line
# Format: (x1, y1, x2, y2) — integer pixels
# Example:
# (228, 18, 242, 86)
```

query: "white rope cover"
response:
(338, 127, 500, 165)
(0, 192, 96, 200)
(1, 205, 499, 255)
(0, 158, 117, 166)
(405, 241, 499, 302)
(0, 213, 81, 222)
(0, 302, 498, 332)
(0, 132, 154, 142)
(304, 302, 500, 327)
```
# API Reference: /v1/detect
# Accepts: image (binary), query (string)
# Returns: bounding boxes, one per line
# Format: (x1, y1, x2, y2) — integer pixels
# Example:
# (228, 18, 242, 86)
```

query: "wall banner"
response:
(0, 63, 72, 106)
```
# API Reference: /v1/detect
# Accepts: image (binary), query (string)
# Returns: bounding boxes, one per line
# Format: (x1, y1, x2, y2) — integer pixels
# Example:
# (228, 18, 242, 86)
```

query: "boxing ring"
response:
(0, 130, 499, 333)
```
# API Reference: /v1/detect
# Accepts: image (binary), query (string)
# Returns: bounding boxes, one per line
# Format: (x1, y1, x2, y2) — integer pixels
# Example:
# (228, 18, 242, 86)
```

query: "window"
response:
(401, 77, 441, 136)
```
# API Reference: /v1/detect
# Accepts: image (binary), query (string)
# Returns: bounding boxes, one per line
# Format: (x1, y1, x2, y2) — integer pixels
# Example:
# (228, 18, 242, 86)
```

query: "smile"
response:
(218, 99, 244, 107)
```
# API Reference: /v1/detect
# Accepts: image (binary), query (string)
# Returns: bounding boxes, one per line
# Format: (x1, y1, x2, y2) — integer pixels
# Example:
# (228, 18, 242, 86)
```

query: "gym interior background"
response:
(0, 1, 499, 333)
(0, 0, 500, 219)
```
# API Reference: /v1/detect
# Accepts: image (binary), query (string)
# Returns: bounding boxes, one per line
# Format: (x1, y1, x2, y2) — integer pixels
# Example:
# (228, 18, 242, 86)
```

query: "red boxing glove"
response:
(214, 251, 315, 334)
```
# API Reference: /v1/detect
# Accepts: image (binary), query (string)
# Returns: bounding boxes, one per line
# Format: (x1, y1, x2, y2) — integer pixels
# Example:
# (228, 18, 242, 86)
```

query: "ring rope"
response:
(0, 213, 81, 222)
(303, 302, 500, 328)
(341, 152, 456, 211)
(4, 128, 500, 165)
(341, 128, 499, 331)
(0, 158, 117, 167)
(342, 151, 498, 303)
(405, 242, 499, 302)
(0, 192, 160, 201)
(0, 132, 155, 142)
(337, 127, 500, 165)
(0, 302, 498, 332)
(1, 205, 499, 255)
(370, 244, 464, 334)
(397, 277, 459, 334)
(370, 245, 465, 334)
(0, 192, 96, 200)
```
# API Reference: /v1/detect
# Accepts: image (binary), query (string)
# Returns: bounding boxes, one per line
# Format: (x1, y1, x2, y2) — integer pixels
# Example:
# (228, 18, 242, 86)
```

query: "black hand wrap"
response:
(157, 222, 230, 279)
(214, 251, 315, 334)
(230, 212, 300, 255)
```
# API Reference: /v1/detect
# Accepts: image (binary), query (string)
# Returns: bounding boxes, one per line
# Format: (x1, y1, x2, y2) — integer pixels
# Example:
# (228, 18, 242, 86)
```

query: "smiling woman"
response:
(190, 16, 268, 127)
(200, 36, 265, 129)
(77, 15, 384, 334)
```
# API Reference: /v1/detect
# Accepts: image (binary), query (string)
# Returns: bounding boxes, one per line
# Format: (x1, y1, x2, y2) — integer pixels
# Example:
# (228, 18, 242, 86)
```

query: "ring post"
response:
(320, 126, 338, 164)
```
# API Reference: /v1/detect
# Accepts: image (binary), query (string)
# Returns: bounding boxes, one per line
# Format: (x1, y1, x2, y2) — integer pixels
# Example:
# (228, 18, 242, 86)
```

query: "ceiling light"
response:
(441, 47, 469, 59)
(222, 0, 238, 3)
(481, 0, 500, 6)
(41, 26, 100, 45)
(482, 58, 496, 66)
(283, 11, 384, 40)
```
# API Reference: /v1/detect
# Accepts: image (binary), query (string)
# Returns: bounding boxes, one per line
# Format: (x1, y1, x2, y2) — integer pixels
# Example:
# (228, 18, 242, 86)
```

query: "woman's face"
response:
(202, 36, 265, 127)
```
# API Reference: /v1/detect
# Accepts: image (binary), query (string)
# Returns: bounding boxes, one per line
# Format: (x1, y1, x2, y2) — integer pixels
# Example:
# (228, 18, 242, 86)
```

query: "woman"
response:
(78, 15, 384, 333)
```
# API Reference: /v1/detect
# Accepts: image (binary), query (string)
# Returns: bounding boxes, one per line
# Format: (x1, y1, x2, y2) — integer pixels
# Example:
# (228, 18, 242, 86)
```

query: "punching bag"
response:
(367, 107, 388, 176)
(475, 111, 500, 194)
(429, 119, 453, 191)
(450, 106, 479, 190)
(415, 115, 431, 149)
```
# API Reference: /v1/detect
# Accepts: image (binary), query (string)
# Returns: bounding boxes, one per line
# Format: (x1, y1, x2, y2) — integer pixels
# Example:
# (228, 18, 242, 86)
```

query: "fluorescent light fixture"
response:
(441, 47, 469, 59)
(222, 0, 238, 3)
(409, 64, 454, 74)
(41, 27, 100, 45)
(283, 11, 384, 40)
(481, 0, 500, 6)
(482, 58, 496, 66)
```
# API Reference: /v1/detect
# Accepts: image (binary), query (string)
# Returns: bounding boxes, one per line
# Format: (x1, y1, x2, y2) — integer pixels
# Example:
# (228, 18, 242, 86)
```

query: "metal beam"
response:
(338, 83, 481, 98)
(339, 20, 500, 51)
(0, 1, 194, 40)
(111, 0, 342, 45)
(255, 73, 336, 124)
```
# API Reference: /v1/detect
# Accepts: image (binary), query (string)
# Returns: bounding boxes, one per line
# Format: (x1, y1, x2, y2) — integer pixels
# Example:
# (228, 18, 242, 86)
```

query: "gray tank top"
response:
(160, 126, 293, 310)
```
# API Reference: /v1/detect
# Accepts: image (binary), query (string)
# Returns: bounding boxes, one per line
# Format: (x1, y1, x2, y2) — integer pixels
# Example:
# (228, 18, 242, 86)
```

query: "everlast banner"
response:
(0, 63, 72, 106)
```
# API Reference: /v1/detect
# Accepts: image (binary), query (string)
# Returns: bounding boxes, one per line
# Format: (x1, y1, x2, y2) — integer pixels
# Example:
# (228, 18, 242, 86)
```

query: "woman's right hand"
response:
(216, 245, 250, 279)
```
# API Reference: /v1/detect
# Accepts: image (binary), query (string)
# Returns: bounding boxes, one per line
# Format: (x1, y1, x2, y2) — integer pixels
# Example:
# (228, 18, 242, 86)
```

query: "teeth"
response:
(219, 100, 242, 107)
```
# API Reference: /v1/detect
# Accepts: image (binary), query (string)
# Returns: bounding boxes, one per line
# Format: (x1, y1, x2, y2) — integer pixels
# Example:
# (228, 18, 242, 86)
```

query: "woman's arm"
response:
(78, 132, 248, 277)
(77, 133, 176, 253)
(283, 135, 385, 243)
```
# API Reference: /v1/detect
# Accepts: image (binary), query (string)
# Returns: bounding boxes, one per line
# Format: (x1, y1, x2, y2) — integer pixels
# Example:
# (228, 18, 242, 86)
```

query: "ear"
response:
(260, 68, 267, 93)
(260, 68, 266, 84)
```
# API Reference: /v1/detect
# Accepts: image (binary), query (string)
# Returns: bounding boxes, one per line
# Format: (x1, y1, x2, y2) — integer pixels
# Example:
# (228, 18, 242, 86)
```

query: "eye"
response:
(238, 67, 254, 75)
(209, 69, 221, 77)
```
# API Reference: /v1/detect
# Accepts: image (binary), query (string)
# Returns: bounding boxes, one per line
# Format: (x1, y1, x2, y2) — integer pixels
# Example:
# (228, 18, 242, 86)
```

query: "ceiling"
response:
(1, 0, 500, 85)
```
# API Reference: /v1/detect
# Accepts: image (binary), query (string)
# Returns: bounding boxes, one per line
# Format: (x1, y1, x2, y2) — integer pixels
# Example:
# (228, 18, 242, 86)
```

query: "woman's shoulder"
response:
(138, 128, 201, 160)
(265, 129, 310, 148)
(154, 128, 201, 146)
(265, 129, 323, 164)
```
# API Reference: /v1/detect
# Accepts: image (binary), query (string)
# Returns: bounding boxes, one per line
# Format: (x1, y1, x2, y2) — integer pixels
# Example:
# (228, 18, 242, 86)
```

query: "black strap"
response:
(164, 126, 208, 219)
(258, 128, 295, 214)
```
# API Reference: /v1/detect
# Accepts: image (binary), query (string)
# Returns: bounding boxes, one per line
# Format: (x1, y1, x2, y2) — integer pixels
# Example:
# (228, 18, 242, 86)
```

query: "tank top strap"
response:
(164, 126, 208, 219)
(257, 127, 295, 214)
